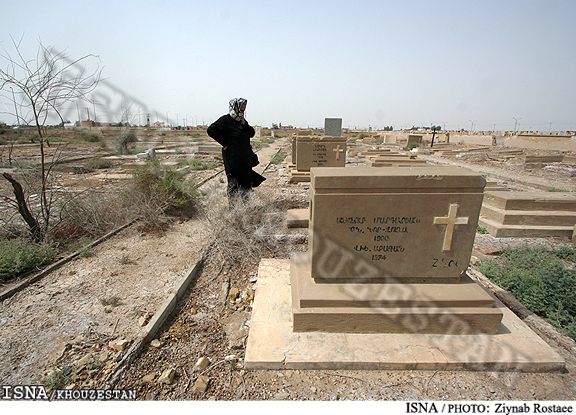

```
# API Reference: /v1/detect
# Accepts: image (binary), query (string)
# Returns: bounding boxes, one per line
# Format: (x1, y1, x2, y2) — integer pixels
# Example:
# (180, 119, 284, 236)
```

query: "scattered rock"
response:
(150, 339, 162, 348)
(109, 338, 130, 352)
(158, 368, 176, 385)
(192, 375, 210, 393)
(98, 349, 110, 363)
(221, 311, 250, 349)
(142, 373, 156, 383)
(138, 316, 147, 327)
(74, 353, 94, 367)
(195, 356, 210, 369)
(470, 256, 480, 265)
(228, 287, 240, 301)
(274, 391, 290, 400)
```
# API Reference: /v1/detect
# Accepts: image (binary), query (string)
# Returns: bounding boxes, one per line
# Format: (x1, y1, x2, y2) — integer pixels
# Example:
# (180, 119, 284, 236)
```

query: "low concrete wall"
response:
(448, 134, 493, 146)
(504, 135, 576, 152)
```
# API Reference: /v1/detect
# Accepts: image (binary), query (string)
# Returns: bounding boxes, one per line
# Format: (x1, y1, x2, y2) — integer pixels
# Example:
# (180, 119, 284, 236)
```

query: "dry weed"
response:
(201, 184, 287, 272)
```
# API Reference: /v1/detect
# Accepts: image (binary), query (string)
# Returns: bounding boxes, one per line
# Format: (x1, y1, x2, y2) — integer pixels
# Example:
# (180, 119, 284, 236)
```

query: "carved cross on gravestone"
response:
(333, 145, 344, 160)
(433, 203, 469, 251)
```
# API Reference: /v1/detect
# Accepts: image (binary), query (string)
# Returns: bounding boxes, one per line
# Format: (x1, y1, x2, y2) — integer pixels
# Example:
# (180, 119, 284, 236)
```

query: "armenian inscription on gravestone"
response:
(295, 136, 347, 172)
(308, 166, 485, 282)
(290, 165, 503, 334)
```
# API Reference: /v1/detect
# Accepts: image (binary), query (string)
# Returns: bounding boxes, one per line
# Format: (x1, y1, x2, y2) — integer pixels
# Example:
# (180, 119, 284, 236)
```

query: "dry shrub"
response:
(202, 183, 286, 271)
(123, 160, 201, 230)
(54, 190, 134, 241)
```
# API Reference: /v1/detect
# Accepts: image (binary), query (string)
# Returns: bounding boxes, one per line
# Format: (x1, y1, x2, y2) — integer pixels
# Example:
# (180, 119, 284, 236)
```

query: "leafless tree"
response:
(0, 35, 102, 241)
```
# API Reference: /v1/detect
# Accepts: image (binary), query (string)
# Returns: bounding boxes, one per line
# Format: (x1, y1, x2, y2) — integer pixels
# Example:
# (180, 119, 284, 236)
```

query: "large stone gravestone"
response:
(245, 166, 565, 371)
(324, 118, 342, 137)
(291, 166, 503, 334)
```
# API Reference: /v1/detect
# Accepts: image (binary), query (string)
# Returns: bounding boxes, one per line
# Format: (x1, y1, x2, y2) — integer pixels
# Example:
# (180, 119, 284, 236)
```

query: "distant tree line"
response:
(409, 125, 442, 131)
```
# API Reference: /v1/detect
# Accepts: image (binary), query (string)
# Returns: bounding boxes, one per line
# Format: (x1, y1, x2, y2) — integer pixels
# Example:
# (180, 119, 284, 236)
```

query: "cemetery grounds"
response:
(1, 130, 576, 400)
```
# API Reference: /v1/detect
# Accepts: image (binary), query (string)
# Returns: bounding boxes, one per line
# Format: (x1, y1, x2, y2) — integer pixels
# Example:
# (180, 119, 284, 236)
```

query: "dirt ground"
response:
(1, 135, 576, 401)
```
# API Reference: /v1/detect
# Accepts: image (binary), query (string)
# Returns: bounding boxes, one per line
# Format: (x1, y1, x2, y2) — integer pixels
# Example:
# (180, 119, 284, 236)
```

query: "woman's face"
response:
(241, 102, 247, 113)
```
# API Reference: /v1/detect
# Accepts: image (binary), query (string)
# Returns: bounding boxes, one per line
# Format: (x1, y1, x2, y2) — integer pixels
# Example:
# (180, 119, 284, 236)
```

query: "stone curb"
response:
(100, 142, 286, 388)
(0, 219, 137, 302)
(101, 249, 209, 389)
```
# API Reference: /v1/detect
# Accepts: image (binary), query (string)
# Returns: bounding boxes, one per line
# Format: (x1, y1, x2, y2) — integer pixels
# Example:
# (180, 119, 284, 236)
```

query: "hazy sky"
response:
(1, 0, 575, 131)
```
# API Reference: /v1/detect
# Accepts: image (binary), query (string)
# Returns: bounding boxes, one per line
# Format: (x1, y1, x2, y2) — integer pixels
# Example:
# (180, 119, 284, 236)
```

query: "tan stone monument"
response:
(246, 166, 564, 371)
(288, 136, 347, 183)
(292, 166, 502, 334)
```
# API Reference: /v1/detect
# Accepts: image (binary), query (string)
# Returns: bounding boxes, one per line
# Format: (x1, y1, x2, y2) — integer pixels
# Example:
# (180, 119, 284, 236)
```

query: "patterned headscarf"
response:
(229, 98, 247, 122)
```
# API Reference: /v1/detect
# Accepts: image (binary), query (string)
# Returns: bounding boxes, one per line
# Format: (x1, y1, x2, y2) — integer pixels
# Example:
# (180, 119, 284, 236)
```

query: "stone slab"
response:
(290, 253, 502, 335)
(367, 154, 417, 160)
(478, 217, 575, 238)
(288, 170, 310, 183)
(93, 173, 132, 180)
(480, 205, 576, 226)
(197, 145, 222, 153)
(483, 191, 576, 212)
(367, 160, 429, 167)
(291, 253, 496, 309)
(324, 118, 342, 137)
(287, 209, 310, 228)
(244, 259, 565, 372)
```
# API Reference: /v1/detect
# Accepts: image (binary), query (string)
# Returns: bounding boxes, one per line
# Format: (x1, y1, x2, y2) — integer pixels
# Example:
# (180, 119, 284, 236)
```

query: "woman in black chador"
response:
(207, 98, 265, 205)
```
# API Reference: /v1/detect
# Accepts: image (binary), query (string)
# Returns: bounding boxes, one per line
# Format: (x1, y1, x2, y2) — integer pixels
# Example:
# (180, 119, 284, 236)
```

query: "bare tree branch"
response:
(0, 36, 102, 240)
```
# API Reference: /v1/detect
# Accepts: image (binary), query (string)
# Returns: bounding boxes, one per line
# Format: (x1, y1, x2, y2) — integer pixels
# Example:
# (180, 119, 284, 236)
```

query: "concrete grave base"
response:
(478, 190, 576, 237)
(290, 253, 503, 335)
(244, 259, 565, 372)
(287, 209, 310, 228)
(288, 170, 311, 183)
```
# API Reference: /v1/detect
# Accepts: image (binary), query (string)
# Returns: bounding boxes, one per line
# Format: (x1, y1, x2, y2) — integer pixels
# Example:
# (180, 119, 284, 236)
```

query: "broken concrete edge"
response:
(0, 219, 138, 302)
(469, 266, 576, 358)
(100, 250, 208, 389)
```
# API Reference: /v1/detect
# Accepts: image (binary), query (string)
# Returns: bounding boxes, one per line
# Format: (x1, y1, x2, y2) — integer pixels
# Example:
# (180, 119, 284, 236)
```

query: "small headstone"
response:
(407, 135, 423, 146)
(324, 118, 342, 137)
(290, 166, 503, 334)
(295, 136, 347, 172)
